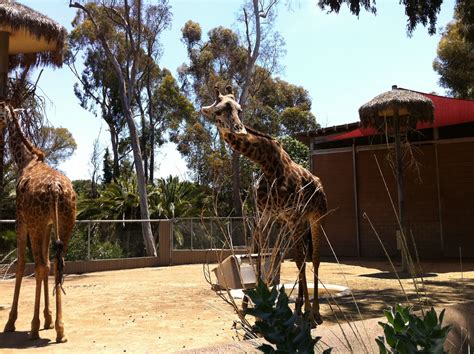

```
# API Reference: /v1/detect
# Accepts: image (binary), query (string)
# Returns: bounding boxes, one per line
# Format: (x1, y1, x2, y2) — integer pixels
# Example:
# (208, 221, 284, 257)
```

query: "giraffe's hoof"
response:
(44, 321, 54, 330)
(312, 313, 323, 326)
(28, 330, 40, 340)
(4, 321, 15, 332)
(56, 334, 68, 343)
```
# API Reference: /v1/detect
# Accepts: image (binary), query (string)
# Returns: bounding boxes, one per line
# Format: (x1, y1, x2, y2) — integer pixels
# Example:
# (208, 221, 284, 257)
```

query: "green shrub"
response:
(376, 304, 452, 354)
(244, 280, 331, 354)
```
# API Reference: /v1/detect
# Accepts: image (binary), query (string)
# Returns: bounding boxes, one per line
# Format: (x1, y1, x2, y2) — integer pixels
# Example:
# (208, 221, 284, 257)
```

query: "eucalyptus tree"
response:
(318, 0, 443, 35)
(69, 0, 173, 256)
(178, 22, 317, 213)
(433, 1, 474, 99)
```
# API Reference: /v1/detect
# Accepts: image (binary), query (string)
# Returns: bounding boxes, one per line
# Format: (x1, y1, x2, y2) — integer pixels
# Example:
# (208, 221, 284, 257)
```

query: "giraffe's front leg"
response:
(310, 220, 323, 326)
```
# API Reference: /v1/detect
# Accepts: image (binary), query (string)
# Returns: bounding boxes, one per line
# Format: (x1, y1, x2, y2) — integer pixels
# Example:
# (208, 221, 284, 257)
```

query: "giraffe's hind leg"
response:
(28, 227, 49, 340)
(4, 223, 27, 332)
(43, 224, 53, 330)
(54, 218, 74, 343)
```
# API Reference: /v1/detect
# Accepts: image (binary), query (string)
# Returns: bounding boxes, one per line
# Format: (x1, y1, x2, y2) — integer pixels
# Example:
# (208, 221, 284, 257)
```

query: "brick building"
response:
(297, 89, 474, 259)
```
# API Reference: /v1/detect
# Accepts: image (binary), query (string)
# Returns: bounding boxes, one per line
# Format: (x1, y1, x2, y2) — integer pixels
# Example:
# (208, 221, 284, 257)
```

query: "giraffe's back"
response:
(16, 161, 76, 225)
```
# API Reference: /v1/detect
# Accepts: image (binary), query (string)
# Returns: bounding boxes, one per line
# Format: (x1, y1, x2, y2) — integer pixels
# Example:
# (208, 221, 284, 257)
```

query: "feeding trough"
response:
(212, 254, 280, 291)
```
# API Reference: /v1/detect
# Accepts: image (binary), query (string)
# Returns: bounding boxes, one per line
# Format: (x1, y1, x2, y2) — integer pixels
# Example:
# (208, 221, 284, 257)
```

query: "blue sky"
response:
(21, 0, 456, 181)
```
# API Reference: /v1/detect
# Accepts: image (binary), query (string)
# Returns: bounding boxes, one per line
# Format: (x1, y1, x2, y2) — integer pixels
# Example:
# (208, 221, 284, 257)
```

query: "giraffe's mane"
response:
(10, 108, 45, 162)
(243, 124, 275, 141)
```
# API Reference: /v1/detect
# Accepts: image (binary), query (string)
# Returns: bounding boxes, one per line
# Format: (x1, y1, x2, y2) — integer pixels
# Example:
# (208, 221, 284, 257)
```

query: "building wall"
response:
(312, 150, 357, 257)
(438, 141, 474, 257)
(312, 140, 474, 259)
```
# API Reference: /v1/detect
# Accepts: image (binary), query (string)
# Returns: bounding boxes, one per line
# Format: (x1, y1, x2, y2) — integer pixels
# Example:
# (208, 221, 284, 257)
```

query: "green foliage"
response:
(67, 226, 123, 261)
(102, 148, 113, 184)
(177, 24, 318, 211)
(77, 175, 212, 221)
(376, 304, 452, 354)
(244, 280, 331, 354)
(433, 4, 474, 99)
(280, 137, 310, 170)
(317, 0, 442, 35)
(35, 126, 77, 167)
(0, 230, 16, 261)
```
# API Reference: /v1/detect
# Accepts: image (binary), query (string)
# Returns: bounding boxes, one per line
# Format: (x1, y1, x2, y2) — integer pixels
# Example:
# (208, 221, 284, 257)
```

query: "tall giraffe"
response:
(1, 103, 76, 342)
(202, 86, 328, 325)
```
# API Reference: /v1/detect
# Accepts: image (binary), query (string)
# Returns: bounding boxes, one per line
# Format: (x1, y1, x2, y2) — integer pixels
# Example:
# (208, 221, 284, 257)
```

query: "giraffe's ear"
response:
(201, 103, 215, 118)
(225, 85, 233, 95)
(214, 85, 224, 102)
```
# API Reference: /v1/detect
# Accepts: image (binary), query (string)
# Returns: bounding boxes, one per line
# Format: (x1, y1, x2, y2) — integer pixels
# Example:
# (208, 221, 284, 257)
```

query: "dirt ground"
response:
(1, 259, 473, 353)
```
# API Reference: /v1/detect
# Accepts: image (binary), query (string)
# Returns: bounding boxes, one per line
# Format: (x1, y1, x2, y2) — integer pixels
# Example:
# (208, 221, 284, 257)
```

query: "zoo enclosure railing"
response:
(0, 217, 256, 274)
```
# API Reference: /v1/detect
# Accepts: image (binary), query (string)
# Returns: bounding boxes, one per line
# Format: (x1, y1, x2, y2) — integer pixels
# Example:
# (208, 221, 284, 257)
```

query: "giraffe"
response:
(1, 103, 76, 342)
(202, 86, 328, 325)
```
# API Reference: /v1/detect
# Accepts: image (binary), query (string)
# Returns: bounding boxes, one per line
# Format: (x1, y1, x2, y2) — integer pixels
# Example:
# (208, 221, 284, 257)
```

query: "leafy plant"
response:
(376, 304, 452, 354)
(244, 280, 331, 354)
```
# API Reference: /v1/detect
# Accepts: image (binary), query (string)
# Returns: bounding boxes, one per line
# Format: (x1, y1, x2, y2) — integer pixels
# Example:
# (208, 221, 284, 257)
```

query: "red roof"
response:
(323, 91, 474, 142)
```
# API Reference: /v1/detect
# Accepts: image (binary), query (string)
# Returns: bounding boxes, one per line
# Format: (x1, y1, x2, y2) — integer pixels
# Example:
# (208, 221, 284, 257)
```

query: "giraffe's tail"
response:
(50, 182, 66, 295)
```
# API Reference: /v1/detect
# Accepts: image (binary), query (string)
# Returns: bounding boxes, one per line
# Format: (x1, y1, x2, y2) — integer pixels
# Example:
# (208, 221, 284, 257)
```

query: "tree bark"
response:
(70, 1, 157, 257)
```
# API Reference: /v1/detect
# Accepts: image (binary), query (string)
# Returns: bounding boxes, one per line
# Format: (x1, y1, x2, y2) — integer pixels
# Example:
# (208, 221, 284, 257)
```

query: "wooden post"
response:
(158, 220, 172, 266)
(394, 111, 408, 272)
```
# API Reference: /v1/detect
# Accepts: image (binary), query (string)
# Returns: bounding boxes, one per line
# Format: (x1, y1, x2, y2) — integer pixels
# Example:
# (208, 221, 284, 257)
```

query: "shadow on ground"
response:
(360, 272, 438, 279)
(325, 258, 474, 274)
(321, 278, 474, 325)
(0, 330, 51, 349)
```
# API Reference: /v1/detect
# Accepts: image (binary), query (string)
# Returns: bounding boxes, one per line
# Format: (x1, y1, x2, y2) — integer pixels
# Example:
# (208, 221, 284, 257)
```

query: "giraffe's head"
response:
(201, 85, 247, 135)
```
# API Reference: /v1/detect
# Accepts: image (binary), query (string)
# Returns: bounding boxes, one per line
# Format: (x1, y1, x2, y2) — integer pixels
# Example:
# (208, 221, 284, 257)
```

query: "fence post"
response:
(87, 221, 91, 260)
(158, 220, 172, 266)
(190, 218, 193, 250)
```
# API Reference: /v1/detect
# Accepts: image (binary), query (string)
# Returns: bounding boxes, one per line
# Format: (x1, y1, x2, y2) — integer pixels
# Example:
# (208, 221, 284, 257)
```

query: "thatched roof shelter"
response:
(359, 86, 434, 129)
(0, 0, 67, 68)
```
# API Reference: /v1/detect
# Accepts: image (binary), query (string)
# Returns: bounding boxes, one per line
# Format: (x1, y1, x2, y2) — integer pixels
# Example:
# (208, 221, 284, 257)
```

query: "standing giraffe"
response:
(202, 86, 327, 325)
(1, 103, 76, 342)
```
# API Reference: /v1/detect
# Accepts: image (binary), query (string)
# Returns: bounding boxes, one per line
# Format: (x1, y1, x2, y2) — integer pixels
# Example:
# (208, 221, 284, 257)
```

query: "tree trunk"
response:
(70, 0, 156, 257)
(149, 119, 155, 183)
(106, 120, 120, 180)
(124, 103, 156, 256)
(110, 126, 120, 180)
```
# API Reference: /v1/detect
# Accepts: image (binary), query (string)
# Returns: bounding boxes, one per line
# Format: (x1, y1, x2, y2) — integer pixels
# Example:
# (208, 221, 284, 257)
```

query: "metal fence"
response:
(0, 219, 159, 262)
(172, 217, 251, 250)
(0, 217, 254, 262)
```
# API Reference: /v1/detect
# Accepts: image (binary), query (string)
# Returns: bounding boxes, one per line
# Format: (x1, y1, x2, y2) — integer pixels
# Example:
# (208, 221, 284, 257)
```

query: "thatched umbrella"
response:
(0, 0, 67, 98)
(359, 85, 434, 271)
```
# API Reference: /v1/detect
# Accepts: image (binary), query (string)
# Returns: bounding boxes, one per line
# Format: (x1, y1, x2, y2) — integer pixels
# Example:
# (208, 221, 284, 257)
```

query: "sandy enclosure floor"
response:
(1, 259, 473, 353)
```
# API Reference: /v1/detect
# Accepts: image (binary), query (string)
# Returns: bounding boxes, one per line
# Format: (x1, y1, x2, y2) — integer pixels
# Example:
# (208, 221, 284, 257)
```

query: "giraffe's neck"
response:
(6, 109, 43, 172)
(221, 125, 290, 178)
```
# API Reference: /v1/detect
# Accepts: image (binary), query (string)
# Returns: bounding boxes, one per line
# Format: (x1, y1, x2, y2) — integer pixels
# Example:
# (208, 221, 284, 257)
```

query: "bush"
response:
(376, 304, 452, 354)
(244, 280, 331, 354)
